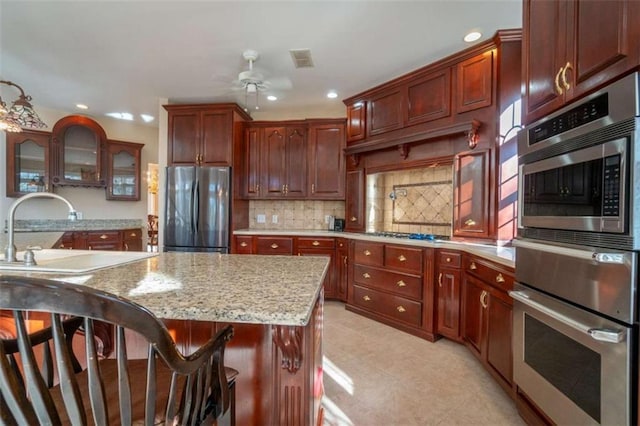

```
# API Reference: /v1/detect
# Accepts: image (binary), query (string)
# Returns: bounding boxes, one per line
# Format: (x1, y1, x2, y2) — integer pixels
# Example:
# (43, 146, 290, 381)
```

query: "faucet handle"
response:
(23, 248, 38, 266)
(68, 211, 78, 221)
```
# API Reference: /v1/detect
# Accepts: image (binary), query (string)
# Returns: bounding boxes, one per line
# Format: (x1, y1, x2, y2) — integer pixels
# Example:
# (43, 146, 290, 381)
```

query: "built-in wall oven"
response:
(514, 72, 639, 425)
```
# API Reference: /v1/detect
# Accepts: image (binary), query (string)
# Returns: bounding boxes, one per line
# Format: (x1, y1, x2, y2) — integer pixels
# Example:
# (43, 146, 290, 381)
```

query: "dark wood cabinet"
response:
(406, 67, 452, 126)
(345, 169, 365, 232)
(523, 0, 640, 125)
(165, 104, 250, 166)
(5, 129, 51, 197)
(243, 127, 261, 198)
(260, 126, 307, 198)
(255, 236, 294, 255)
(346, 102, 366, 143)
(105, 140, 143, 201)
(461, 254, 514, 394)
(367, 88, 404, 136)
(51, 115, 107, 188)
(297, 237, 336, 298)
(435, 250, 462, 341)
(335, 238, 349, 301)
(234, 235, 254, 254)
(456, 50, 493, 113)
(53, 229, 143, 251)
(307, 120, 345, 199)
(347, 240, 434, 340)
(453, 149, 490, 238)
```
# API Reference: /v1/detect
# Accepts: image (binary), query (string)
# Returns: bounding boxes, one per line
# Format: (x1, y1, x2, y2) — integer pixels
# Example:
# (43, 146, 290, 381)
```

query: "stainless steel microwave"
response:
(517, 72, 640, 250)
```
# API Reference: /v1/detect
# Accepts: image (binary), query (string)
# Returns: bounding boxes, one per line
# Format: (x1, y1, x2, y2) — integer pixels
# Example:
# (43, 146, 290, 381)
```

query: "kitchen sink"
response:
(0, 249, 158, 273)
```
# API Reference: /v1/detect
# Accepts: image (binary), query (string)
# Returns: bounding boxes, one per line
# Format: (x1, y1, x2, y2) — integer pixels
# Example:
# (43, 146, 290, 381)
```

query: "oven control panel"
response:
(603, 154, 621, 216)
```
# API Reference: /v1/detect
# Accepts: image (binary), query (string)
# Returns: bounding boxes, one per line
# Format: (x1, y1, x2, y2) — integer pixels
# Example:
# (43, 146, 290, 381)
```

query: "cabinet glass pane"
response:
(64, 125, 99, 181)
(111, 151, 136, 196)
(15, 140, 46, 193)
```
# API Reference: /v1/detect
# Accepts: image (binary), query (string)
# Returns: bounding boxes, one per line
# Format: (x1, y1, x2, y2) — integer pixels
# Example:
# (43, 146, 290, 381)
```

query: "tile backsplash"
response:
(367, 166, 453, 236)
(249, 200, 345, 230)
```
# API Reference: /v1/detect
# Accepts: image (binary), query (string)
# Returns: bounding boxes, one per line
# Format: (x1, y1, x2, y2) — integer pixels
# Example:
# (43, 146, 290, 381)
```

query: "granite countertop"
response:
(10, 219, 144, 232)
(1, 253, 329, 327)
(234, 229, 515, 267)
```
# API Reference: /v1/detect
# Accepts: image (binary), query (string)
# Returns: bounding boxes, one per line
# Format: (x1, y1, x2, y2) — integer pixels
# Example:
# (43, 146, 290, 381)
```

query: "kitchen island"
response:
(1, 252, 330, 425)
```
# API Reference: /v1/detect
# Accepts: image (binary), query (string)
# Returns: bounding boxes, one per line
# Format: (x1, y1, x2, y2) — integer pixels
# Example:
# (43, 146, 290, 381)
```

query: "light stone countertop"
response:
(234, 229, 515, 268)
(10, 219, 144, 232)
(1, 253, 330, 327)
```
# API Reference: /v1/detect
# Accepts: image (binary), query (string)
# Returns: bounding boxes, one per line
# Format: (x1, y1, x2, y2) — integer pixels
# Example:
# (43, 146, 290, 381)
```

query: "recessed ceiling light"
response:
(464, 31, 482, 43)
(327, 91, 338, 99)
(140, 114, 155, 123)
(106, 112, 134, 121)
(267, 95, 277, 101)
(76, 104, 88, 110)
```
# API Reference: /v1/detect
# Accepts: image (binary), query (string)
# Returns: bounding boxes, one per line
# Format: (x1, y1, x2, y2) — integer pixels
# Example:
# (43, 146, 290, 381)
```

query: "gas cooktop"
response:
(365, 231, 450, 241)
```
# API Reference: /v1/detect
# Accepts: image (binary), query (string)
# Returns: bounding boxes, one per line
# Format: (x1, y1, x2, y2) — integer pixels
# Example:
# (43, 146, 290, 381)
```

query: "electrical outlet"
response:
(75, 212, 83, 220)
(272, 215, 278, 224)
(324, 215, 331, 224)
(257, 214, 266, 223)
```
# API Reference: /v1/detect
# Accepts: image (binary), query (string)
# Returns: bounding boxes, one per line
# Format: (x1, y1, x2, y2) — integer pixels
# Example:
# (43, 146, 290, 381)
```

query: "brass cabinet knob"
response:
(397, 280, 406, 287)
(495, 273, 505, 283)
(396, 306, 406, 313)
(363, 272, 371, 279)
(364, 250, 371, 256)
(469, 261, 477, 270)
(240, 242, 248, 247)
(350, 216, 357, 222)
(363, 295, 371, 301)
(398, 255, 406, 262)
(446, 257, 451, 263)
(312, 240, 320, 246)
(271, 243, 279, 249)
(99, 234, 108, 240)
(59, 244, 65, 248)
(464, 219, 476, 227)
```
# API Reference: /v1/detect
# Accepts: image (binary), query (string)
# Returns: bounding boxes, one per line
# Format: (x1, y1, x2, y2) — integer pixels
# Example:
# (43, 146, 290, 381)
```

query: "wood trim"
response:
(271, 325, 303, 374)
(344, 119, 481, 156)
(163, 103, 252, 122)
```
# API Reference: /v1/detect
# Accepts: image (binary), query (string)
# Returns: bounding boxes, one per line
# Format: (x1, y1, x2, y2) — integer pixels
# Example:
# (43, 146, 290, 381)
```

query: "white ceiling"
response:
(0, 1, 522, 126)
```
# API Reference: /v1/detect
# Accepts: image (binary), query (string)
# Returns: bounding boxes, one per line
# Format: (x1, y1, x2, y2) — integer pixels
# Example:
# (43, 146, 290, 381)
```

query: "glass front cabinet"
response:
(6, 129, 51, 197)
(106, 140, 143, 200)
(51, 115, 107, 187)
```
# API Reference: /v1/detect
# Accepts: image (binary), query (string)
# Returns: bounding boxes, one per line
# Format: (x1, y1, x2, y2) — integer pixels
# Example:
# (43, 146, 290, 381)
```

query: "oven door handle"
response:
(509, 290, 625, 343)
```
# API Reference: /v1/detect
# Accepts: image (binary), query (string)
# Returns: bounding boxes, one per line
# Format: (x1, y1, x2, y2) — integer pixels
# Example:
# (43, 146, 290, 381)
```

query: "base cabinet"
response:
(53, 229, 143, 251)
(435, 250, 462, 341)
(461, 254, 514, 394)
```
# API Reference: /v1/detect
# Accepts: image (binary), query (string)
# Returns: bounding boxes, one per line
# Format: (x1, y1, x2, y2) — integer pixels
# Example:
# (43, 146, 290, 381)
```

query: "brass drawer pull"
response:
(438, 273, 443, 287)
(312, 240, 320, 246)
(350, 216, 357, 222)
(396, 306, 406, 313)
(363, 295, 371, 301)
(271, 243, 279, 249)
(240, 242, 248, 247)
(469, 261, 477, 270)
(124, 243, 129, 251)
(364, 250, 371, 256)
(398, 255, 406, 262)
(363, 272, 371, 279)
(495, 274, 505, 283)
(99, 234, 108, 240)
(397, 280, 406, 287)
(129, 232, 137, 237)
(480, 290, 488, 309)
(464, 219, 476, 227)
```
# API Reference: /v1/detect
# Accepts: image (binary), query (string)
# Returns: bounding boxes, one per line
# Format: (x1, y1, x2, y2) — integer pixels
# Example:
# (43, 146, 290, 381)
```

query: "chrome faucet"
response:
(4, 193, 77, 263)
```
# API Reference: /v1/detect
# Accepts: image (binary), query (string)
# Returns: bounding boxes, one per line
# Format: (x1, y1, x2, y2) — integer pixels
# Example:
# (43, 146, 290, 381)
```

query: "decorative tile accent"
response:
(392, 181, 452, 226)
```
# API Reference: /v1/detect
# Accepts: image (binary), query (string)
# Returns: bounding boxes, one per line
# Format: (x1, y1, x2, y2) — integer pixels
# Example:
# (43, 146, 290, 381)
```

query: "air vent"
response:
(289, 49, 314, 68)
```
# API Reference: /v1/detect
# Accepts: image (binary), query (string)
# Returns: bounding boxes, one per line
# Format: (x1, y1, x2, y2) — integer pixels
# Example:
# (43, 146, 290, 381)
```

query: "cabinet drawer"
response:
(123, 229, 142, 240)
(464, 256, 514, 292)
(235, 236, 253, 254)
(438, 250, 461, 268)
(353, 241, 384, 266)
(353, 265, 422, 300)
(255, 237, 293, 255)
(352, 285, 422, 327)
(297, 237, 335, 249)
(385, 245, 423, 274)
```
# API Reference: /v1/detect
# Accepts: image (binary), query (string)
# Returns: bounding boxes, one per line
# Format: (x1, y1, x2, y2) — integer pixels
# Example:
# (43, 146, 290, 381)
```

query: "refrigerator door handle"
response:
(193, 177, 200, 233)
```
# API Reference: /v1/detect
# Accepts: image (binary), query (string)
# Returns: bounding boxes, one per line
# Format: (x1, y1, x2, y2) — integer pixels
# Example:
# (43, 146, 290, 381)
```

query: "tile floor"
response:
(322, 301, 525, 426)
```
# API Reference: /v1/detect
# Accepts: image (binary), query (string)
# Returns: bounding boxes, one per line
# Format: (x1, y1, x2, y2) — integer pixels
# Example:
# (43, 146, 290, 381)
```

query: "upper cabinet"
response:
(343, 47, 494, 148)
(51, 115, 107, 187)
(523, 0, 640, 125)
(6, 129, 51, 197)
(105, 140, 143, 201)
(242, 119, 346, 200)
(165, 103, 251, 166)
(453, 150, 490, 238)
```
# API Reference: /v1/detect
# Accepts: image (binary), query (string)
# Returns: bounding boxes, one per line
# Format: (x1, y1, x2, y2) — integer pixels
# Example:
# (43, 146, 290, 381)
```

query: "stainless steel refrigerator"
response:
(164, 166, 230, 253)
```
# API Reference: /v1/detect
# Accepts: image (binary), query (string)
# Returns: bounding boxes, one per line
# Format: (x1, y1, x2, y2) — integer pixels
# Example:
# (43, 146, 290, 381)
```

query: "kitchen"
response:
(1, 1, 640, 425)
